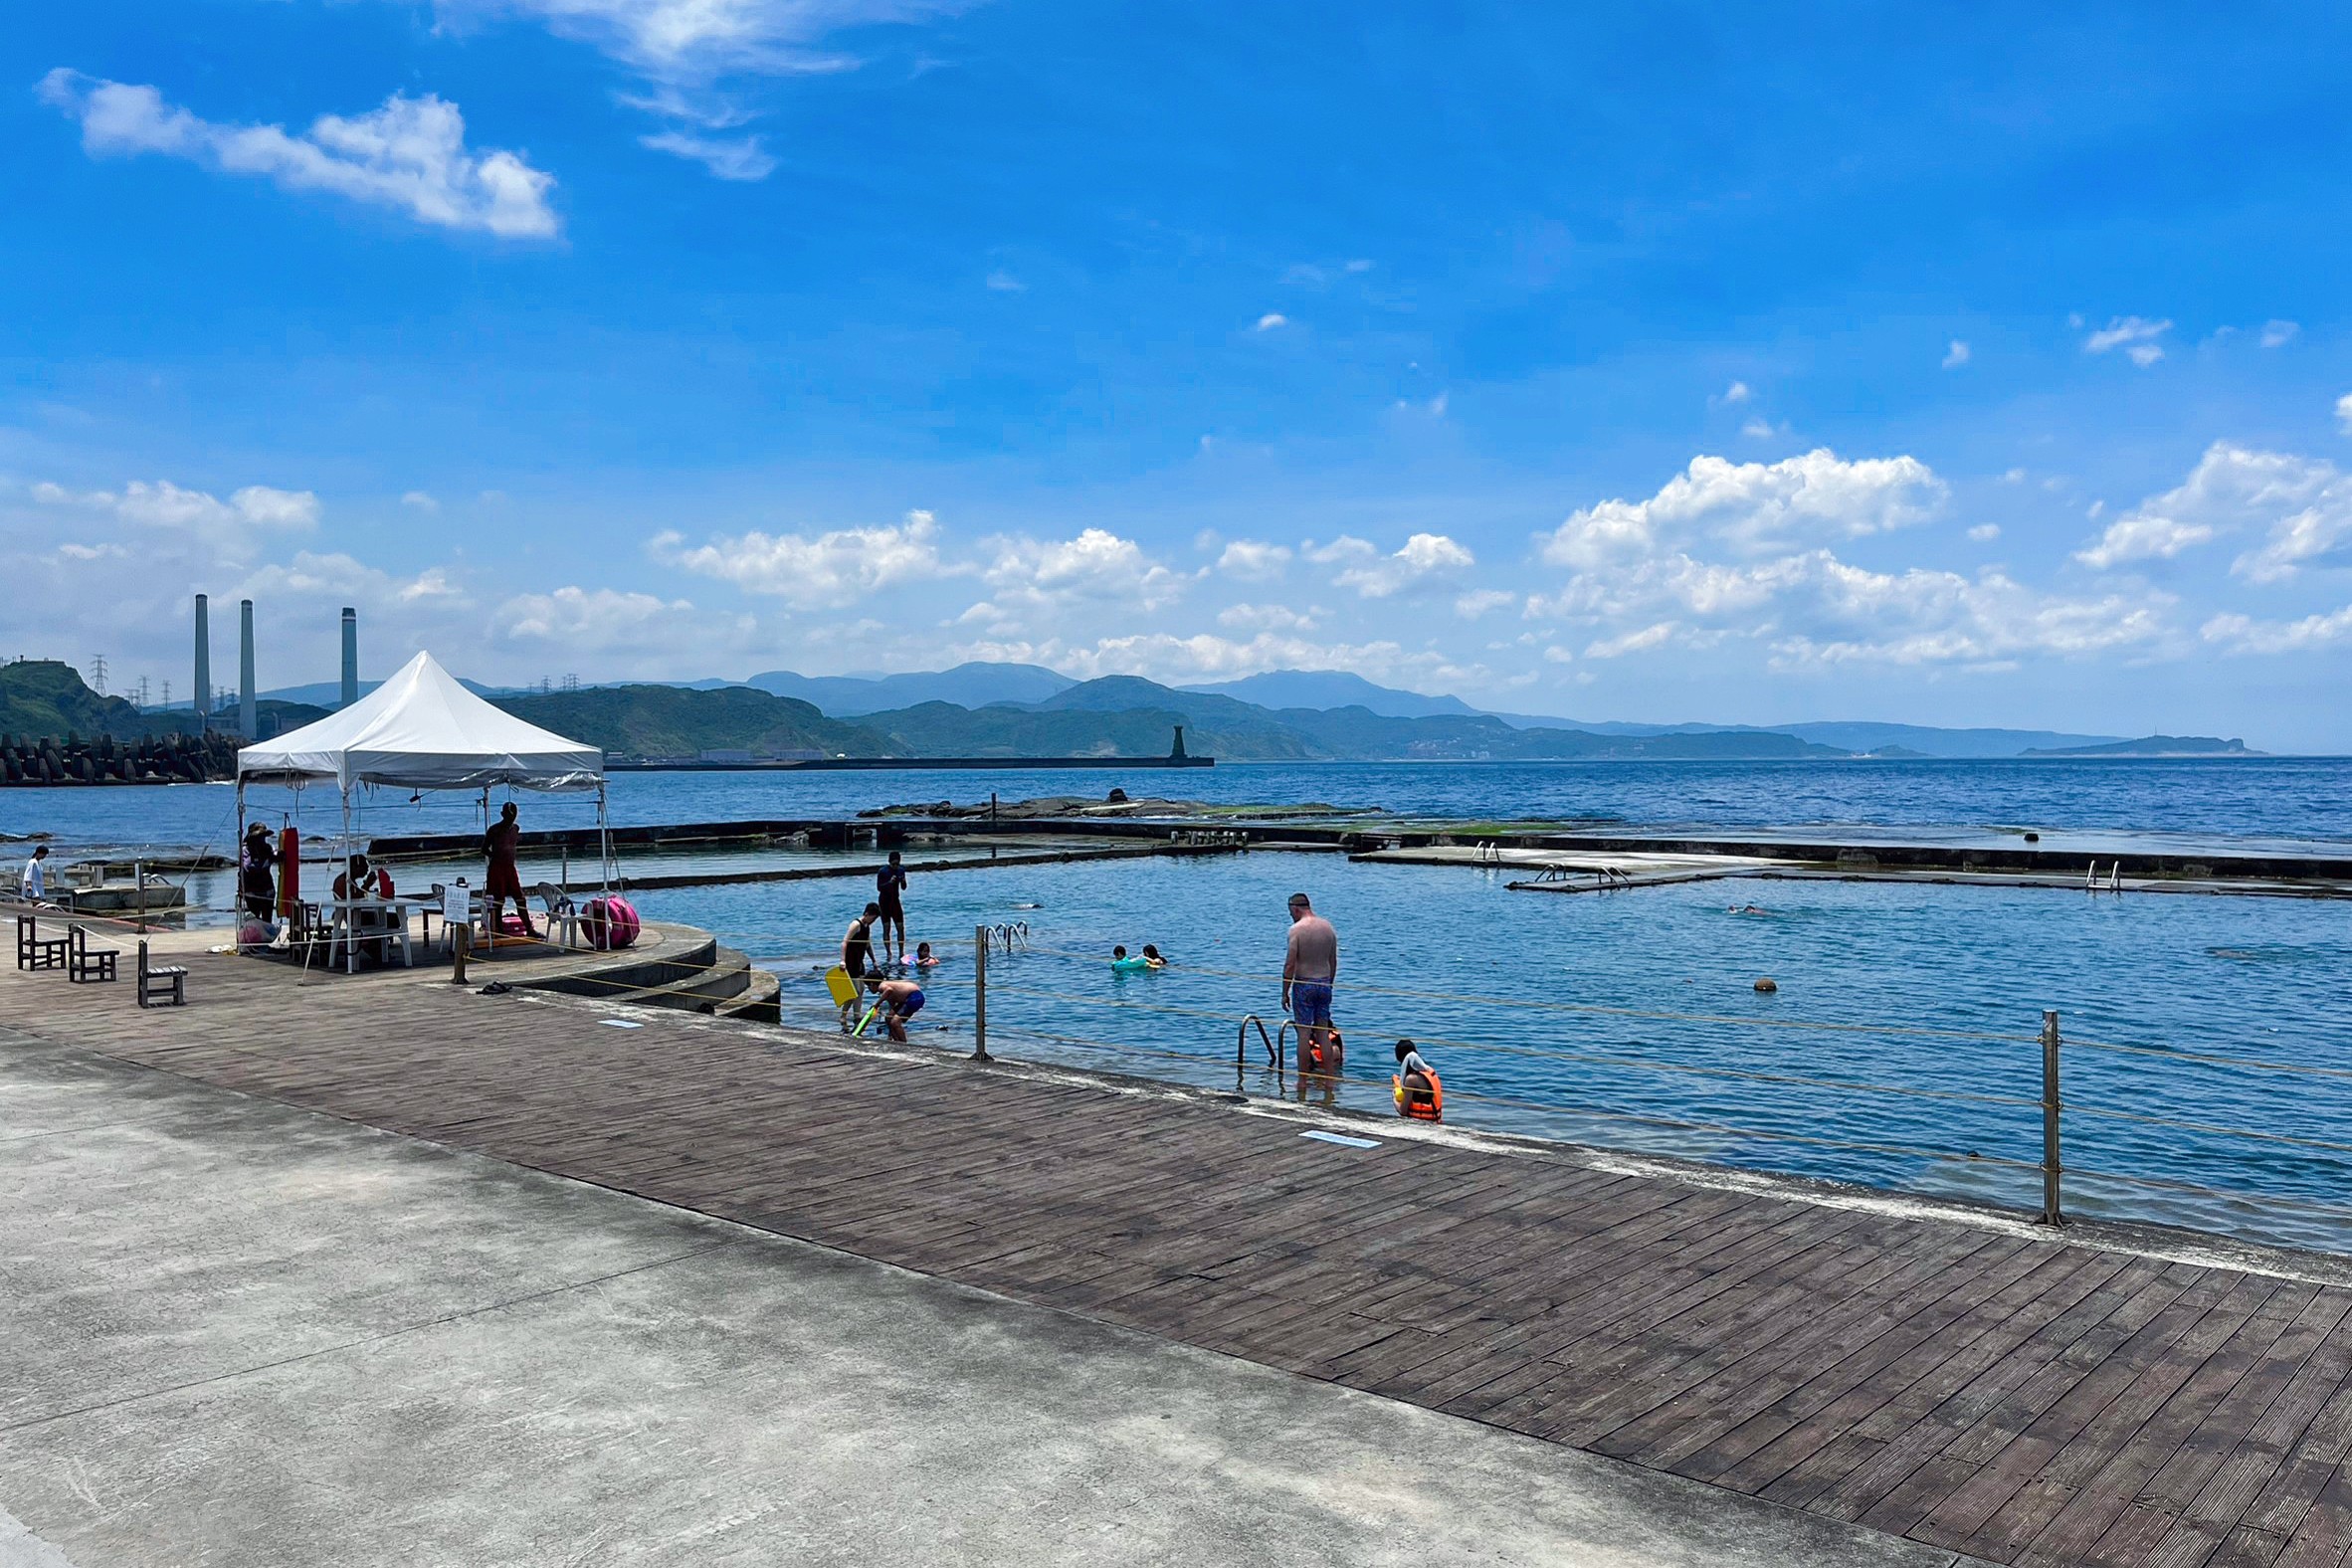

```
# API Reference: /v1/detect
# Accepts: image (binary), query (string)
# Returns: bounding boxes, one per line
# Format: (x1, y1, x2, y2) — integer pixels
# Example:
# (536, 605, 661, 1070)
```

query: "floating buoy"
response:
(1754, 977, 1778, 993)
(2023, 832, 2040, 843)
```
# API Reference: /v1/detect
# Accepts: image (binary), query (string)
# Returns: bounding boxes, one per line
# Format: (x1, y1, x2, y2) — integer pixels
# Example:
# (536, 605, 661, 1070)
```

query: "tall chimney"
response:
(239, 599, 257, 739)
(340, 607, 358, 708)
(193, 595, 211, 725)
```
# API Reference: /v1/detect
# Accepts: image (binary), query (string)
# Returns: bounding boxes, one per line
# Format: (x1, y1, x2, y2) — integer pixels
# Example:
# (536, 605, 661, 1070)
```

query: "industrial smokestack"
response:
(340, 607, 358, 708)
(239, 599, 256, 739)
(193, 595, 211, 724)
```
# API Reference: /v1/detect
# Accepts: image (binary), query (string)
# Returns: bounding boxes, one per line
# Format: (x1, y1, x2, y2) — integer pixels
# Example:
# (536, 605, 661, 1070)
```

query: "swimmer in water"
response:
(1141, 943, 1167, 969)
(914, 940, 938, 969)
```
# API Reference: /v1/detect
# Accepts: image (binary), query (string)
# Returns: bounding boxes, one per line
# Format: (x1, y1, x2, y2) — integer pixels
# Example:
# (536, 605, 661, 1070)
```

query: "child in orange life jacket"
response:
(1393, 1039, 1443, 1121)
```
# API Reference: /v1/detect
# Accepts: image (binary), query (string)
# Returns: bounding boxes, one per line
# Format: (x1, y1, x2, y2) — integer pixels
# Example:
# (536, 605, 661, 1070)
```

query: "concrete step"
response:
(715, 967, 781, 1025)
(626, 945, 754, 1015)
(516, 925, 719, 1004)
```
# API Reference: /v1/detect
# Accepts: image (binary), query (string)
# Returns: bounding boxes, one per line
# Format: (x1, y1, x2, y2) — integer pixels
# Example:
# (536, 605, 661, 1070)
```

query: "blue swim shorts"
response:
(1290, 980, 1333, 1028)
(894, 987, 925, 1020)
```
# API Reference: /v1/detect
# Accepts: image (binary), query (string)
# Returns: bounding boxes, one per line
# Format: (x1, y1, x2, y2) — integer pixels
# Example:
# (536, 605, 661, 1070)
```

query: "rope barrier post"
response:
(970, 922, 992, 1063)
(134, 859, 146, 934)
(2041, 1009, 2063, 1226)
(452, 923, 470, 986)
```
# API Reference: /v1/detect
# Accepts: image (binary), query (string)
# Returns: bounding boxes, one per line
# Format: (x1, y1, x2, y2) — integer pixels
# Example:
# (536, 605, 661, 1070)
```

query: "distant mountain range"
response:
(204, 657, 2266, 761)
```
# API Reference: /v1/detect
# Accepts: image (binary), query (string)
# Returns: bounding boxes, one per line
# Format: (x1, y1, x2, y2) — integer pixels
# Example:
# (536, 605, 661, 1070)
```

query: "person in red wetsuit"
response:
(484, 801, 539, 938)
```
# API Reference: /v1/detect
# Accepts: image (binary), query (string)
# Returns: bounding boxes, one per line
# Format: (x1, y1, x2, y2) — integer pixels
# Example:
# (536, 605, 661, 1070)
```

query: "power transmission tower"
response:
(562, 673, 579, 692)
(90, 655, 108, 695)
(136, 676, 150, 709)
(162, 679, 172, 708)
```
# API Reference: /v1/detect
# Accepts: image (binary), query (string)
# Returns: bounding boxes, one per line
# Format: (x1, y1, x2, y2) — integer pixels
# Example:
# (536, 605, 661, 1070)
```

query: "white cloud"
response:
(1255, 312, 1288, 331)
(1216, 602, 1319, 633)
(1527, 451, 2163, 669)
(438, 0, 943, 84)
(1214, 540, 1292, 580)
(1455, 588, 1516, 619)
(981, 527, 1185, 615)
(1540, 449, 1946, 566)
(40, 72, 558, 239)
(2101, 443, 2352, 585)
(34, 477, 320, 554)
(1718, 380, 1752, 405)
(2201, 606, 2352, 655)
(401, 490, 440, 513)
(2074, 513, 2213, 570)
(1968, 523, 2001, 542)
(985, 270, 1024, 293)
(2337, 392, 2352, 435)
(1586, 622, 1678, 659)
(639, 129, 775, 179)
(651, 508, 958, 608)
(960, 630, 1422, 685)
(1740, 417, 1775, 439)
(496, 584, 723, 651)
(1325, 532, 1475, 598)
(1942, 339, 1971, 369)
(2082, 315, 2170, 366)
(2261, 320, 2300, 348)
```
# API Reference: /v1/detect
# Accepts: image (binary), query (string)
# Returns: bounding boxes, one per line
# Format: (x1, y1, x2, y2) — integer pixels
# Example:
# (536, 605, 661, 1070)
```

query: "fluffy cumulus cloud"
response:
(39, 72, 558, 238)
(1314, 532, 1475, 597)
(1528, 450, 2159, 670)
(1541, 449, 1946, 568)
(970, 528, 1185, 625)
(1214, 540, 1293, 580)
(2078, 443, 2352, 585)
(650, 508, 958, 607)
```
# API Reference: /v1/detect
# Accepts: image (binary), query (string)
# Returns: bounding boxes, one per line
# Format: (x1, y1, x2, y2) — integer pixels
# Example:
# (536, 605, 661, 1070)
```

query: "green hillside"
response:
(492, 685, 891, 759)
(0, 660, 151, 742)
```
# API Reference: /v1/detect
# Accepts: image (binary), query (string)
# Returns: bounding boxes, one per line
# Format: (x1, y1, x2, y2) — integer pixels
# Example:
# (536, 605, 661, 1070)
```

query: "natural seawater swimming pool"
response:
(665, 851, 2352, 1253)
(9, 758, 2350, 1252)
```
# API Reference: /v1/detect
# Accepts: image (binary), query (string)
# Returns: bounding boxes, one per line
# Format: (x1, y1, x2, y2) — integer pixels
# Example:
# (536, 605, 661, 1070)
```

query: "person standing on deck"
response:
(485, 801, 540, 938)
(877, 850, 908, 965)
(23, 844, 51, 904)
(1282, 891, 1340, 1076)
(238, 825, 276, 923)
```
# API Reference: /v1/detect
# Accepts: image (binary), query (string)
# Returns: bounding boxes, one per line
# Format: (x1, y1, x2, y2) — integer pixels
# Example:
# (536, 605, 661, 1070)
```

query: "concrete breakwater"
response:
(0, 730, 237, 786)
(366, 810, 2352, 885)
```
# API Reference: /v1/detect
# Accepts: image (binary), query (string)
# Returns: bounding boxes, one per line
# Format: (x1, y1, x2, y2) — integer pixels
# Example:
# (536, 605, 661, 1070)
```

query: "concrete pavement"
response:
(0, 1029, 1985, 1567)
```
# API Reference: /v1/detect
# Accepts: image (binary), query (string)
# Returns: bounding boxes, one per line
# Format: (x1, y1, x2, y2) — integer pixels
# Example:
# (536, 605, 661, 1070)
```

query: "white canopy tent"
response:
(236, 650, 613, 905)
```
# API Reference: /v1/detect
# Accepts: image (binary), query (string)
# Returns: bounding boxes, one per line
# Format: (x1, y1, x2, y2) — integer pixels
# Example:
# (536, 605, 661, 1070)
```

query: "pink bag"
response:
(582, 894, 641, 950)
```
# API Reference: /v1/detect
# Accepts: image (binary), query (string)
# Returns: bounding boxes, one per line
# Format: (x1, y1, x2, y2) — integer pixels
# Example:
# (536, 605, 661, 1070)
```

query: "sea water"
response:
(7, 756, 2352, 859)
(684, 850, 2352, 1253)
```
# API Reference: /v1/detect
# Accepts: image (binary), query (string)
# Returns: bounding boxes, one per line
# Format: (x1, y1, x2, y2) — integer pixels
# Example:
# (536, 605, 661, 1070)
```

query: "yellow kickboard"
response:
(824, 965, 861, 1007)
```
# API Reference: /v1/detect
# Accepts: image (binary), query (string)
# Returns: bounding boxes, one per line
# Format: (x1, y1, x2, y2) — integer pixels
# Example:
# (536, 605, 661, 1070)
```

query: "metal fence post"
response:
(2041, 1009, 2063, 1226)
(134, 859, 146, 933)
(971, 923, 992, 1062)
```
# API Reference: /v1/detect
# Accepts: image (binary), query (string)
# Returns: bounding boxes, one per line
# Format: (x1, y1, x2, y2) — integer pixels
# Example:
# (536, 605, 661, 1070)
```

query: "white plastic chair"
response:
(533, 882, 581, 949)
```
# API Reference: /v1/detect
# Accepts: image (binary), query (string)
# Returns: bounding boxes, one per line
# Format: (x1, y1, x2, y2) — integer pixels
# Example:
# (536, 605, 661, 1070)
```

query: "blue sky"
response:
(7, 2, 2352, 747)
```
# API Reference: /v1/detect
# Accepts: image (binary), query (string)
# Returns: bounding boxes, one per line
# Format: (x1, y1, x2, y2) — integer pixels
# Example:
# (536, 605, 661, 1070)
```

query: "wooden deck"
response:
(10, 943, 2352, 1568)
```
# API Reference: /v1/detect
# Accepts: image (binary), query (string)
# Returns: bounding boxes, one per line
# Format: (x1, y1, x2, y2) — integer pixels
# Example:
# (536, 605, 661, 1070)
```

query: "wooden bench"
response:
(15, 913, 68, 971)
(67, 923, 118, 983)
(136, 940, 186, 1008)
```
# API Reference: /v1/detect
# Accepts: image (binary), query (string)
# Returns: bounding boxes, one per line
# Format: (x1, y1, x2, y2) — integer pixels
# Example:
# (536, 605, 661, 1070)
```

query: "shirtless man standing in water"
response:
(1282, 891, 1340, 1075)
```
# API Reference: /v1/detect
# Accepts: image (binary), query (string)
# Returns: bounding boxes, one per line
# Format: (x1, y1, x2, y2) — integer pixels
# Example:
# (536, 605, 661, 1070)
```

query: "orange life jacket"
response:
(1393, 1069, 1443, 1121)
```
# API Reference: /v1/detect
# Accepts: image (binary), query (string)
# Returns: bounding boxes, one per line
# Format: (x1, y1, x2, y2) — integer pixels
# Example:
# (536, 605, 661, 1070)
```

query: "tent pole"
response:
(235, 778, 246, 933)
(599, 783, 614, 896)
